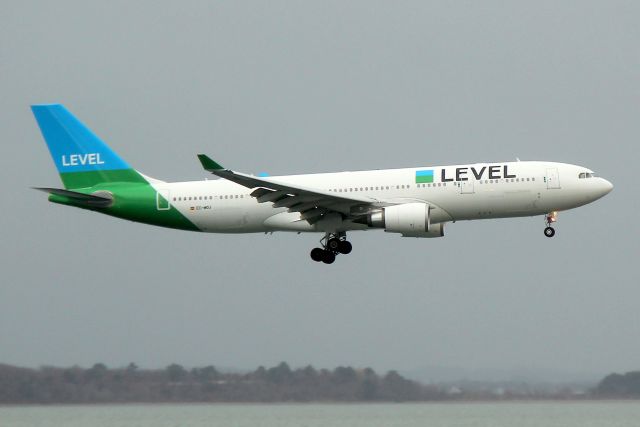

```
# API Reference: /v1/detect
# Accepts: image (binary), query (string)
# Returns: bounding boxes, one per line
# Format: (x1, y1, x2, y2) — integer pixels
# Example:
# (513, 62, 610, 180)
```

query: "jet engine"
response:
(361, 203, 445, 238)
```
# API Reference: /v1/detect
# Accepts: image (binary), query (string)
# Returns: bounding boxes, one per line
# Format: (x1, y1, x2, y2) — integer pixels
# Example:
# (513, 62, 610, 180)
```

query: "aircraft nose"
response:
(595, 178, 613, 199)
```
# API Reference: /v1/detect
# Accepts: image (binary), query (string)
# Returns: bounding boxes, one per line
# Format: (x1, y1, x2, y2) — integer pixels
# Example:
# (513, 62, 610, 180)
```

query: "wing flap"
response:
(256, 190, 289, 204)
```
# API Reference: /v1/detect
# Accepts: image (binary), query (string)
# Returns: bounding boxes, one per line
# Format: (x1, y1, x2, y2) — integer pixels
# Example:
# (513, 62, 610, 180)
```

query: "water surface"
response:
(2, 401, 639, 427)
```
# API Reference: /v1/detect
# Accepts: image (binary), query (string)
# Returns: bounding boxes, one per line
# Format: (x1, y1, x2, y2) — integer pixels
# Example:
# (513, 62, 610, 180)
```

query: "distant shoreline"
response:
(1, 363, 637, 404)
(3, 399, 640, 408)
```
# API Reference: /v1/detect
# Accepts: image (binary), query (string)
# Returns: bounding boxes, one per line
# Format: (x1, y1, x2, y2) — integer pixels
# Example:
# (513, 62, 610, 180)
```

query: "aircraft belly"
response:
(184, 205, 271, 233)
(539, 186, 594, 212)
(444, 190, 540, 220)
(263, 211, 314, 232)
(502, 190, 538, 213)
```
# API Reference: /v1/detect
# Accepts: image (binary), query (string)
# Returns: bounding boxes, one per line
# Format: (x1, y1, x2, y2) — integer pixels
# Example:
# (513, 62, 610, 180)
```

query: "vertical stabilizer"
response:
(31, 104, 146, 189)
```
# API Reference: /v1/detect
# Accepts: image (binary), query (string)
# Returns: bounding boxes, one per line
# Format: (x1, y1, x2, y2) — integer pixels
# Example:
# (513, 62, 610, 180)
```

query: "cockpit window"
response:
(579, 172, 595, 179)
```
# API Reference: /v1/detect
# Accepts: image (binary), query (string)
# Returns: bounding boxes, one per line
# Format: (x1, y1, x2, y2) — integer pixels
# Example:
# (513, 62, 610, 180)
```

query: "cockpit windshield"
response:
(579, 172, 595, 179)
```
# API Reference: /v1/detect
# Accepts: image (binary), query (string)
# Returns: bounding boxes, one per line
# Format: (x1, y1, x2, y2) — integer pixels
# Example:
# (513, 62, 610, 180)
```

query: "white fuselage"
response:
(149, 161, 612, 234)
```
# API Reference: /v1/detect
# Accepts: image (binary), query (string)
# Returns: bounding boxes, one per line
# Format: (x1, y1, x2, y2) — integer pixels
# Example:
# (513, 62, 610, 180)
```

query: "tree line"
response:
(0, 362, 446, 404)
(594, 371, 640, 397)
(2, 362, 638, 404)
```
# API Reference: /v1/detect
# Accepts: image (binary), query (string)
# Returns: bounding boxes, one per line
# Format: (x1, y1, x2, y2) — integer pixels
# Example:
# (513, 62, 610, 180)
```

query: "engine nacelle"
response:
(400, 222, 445, 238)
(365, 203, 445, 238)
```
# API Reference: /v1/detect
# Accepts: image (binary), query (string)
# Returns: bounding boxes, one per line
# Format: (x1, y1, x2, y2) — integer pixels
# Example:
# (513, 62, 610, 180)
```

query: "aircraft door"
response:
(460, 180, 475, 194)
(156, 189, 171, 210)
(545, 168, 561, 189)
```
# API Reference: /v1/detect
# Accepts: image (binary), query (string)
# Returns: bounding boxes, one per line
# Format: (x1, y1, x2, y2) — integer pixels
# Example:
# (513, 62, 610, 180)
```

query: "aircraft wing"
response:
(197, 154, 378, 223)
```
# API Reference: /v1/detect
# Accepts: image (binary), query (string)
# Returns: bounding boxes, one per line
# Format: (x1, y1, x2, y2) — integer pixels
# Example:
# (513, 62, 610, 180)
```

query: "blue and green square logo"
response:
(415, 169, 434, 183)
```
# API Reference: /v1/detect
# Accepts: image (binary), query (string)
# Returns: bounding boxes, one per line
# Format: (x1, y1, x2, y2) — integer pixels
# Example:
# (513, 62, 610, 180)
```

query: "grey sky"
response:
(1, 1, 638, 381)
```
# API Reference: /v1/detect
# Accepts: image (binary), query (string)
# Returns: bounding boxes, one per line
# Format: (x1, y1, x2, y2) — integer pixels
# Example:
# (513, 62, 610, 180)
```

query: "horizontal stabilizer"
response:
(34, 187, 113, 207)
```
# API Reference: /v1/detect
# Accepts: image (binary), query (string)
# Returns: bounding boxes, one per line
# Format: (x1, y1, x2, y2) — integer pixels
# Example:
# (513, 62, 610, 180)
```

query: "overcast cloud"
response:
(1, 1, 638, 382)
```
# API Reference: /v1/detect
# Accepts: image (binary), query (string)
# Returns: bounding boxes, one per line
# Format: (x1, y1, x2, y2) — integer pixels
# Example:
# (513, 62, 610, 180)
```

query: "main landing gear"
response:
(544, 211, 558, 238)
(310, 232, 352, 264)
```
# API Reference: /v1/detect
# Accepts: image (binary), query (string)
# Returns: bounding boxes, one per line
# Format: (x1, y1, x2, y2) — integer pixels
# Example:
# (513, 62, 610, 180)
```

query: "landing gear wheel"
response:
(321, 250, 336, 264)
(337, 240, 352, 254)
(544, 226, 556, 238)
(310, 248, 324, 262)
(327, 238, 341, 252)
(312, 232, 351, 263)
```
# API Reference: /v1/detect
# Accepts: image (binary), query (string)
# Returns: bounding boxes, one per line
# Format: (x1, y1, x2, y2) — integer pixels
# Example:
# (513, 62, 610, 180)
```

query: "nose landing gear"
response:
(310, 232, 353, 264)
(544, 211, 558, 238)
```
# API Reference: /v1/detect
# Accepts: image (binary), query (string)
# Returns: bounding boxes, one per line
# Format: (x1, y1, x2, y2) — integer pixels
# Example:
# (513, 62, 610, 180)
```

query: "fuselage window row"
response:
(173, 195, 247, 202)
(170, 177, 540, 203)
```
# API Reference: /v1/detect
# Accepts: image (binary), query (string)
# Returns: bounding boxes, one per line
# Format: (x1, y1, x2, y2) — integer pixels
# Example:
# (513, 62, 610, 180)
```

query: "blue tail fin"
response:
(32, 104, 144, 188)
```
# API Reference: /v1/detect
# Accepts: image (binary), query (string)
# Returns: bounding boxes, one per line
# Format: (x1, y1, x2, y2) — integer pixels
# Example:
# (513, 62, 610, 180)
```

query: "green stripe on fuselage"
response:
(103, 182, 199, 231)
(51, 171, 199, 232)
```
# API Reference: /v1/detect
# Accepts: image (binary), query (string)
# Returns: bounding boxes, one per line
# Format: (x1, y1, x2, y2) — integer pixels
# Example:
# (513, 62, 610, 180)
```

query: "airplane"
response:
(32, 104, 613, 264)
